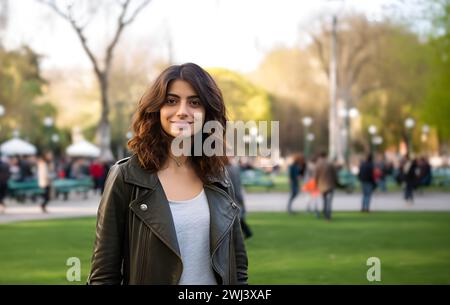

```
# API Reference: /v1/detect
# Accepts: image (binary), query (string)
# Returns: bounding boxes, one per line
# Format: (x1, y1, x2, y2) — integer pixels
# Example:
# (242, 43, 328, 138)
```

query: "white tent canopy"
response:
(0, 138, 37, 156)
(66, 140, 100, 158)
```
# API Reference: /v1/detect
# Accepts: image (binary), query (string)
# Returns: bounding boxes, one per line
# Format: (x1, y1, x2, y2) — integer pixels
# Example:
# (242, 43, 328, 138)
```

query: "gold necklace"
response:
(169, 155, 185, 167)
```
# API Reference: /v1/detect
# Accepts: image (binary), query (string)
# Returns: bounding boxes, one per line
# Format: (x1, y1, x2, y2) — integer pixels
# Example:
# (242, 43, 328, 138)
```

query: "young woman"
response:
(88, 63, 248, 285)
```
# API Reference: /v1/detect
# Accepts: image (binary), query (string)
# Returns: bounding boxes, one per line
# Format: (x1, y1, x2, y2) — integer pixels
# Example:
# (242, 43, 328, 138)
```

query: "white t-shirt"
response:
(168, 189, 217, 285)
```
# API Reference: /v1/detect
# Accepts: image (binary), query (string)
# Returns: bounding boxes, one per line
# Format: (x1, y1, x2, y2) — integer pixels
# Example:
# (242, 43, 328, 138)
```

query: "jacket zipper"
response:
(210, 212, 237, 284)
(206, 183, 239, 284)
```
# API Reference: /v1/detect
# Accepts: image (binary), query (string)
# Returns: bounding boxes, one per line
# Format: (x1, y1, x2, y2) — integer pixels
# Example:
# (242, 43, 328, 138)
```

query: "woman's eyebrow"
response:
(167, 93, 199, 99)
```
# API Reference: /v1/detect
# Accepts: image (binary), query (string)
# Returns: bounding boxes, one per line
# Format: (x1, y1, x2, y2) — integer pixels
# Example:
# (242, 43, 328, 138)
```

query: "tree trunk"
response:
(96, 73, 114, 161)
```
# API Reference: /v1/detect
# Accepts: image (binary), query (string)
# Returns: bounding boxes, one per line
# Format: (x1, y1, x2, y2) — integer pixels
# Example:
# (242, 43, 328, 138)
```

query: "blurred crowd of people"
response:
(0, 152, 112, 213)
(286, 152, 435, 220)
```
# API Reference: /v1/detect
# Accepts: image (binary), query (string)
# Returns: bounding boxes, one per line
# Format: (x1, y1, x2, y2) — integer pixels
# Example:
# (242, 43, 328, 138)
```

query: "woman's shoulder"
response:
(115, 156, 132, 167)
(109, 155, 159, 189)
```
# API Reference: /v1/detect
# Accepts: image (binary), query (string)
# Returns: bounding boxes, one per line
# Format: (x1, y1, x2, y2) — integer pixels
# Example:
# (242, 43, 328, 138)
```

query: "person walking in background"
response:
(358, 153, 376, 213)
(0, 153, 11, 214)
(18, 156, 34, 182)
(226, 157, 253, 239)
(89, 158, 106, 195)
(400, 156, 419, 205)
(37, 151, 55, 213)
(417, 156, 432, 190)
(302, 155, 321, 218)
(286, 153, 305, 214)
(315, 152, 338, 221)
(373, 156, 384, 192)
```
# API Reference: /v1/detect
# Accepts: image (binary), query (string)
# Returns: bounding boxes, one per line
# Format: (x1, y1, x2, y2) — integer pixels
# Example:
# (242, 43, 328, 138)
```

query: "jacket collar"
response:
(122, 155, 159, 189)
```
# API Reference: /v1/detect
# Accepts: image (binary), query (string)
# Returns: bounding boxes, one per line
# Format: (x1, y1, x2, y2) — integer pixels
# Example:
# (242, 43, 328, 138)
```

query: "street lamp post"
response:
(421, 124, 430, 153)
(404, 118, 415, 157)
(372, 135, 383, 152)
(43, 116, 54, 152)
(243, 127, 261, 163)
(368, 125, 377, 154)
(302, 116, 313, 158)
(306, 133, 315, 157)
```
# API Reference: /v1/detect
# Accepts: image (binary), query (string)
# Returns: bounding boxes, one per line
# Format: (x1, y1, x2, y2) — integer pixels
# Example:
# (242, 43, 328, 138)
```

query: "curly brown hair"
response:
(127, 63, 229, 183)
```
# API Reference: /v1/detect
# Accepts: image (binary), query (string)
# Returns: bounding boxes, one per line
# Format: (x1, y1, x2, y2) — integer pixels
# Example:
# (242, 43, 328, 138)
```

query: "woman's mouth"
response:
(170, 121, 193, 129)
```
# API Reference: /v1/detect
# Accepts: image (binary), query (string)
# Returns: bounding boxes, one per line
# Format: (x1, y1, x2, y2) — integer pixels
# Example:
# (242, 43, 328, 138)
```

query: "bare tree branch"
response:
(311, 34, 330, 78)
(37, 0, 69, 20)
(343, 38, 367, 81)
(71, 21, 103, 77)
(37, 0, 102, 77)
(123, 0, 152, 26)
(36, 0, 152, 160)
(105, 0, 152, 73)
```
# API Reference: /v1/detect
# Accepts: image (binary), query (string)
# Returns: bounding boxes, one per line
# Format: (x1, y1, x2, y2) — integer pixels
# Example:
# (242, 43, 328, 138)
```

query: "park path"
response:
(1, 190, 449, 224)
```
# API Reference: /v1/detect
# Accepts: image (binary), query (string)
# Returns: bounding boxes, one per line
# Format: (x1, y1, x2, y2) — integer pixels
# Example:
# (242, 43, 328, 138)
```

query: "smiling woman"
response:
(127, 63, 229, 181)
(88, 63, 248, 285)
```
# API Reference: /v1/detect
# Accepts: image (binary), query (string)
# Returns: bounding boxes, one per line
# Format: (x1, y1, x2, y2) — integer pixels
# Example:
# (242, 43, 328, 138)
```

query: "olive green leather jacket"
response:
(87, 155, 248, 285)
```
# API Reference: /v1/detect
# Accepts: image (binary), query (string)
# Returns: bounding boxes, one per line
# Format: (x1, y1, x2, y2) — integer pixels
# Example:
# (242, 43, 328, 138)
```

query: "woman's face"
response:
(160, 79, 205, 138)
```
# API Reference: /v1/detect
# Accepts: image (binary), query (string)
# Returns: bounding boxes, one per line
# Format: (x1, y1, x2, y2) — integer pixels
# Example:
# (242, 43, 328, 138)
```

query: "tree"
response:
(422, 0, 450, 151)
(208, 68, 272, 123)
(250, 47, 329, 155)
(37, 0, 151, 160)
(309, 14, 387, 162)
(206, 68, 274, 156)
(358, 22, 431, 154)
(251, 16, 434, 157)
(0, 45, 68, 151)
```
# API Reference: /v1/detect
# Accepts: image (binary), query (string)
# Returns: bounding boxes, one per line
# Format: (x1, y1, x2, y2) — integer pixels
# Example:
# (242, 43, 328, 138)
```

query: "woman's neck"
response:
(165, 151, 189, 169)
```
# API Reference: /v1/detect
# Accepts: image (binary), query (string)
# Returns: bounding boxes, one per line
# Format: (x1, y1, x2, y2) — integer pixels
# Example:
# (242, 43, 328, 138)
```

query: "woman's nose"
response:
(175, 100, 189, 117)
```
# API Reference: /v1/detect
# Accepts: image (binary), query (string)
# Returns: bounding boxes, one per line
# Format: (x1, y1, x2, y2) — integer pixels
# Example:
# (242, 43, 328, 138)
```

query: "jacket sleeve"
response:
(233, 216, 248, 284)
(88, 165, 128, 285)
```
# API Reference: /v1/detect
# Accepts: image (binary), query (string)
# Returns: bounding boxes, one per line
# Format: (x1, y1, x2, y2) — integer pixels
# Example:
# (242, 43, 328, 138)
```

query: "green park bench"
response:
(338, 169, 358, 193)
(7, 177, 94, 202)
(240, 169, 275, 190)
(431, 168, 450, 187)
(52, 177, 94, 200)
(7, 180, 45, 200)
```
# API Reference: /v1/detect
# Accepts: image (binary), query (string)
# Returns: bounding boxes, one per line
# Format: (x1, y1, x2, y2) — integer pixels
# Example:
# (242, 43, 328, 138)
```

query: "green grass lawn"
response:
(0, 212, 449, 284)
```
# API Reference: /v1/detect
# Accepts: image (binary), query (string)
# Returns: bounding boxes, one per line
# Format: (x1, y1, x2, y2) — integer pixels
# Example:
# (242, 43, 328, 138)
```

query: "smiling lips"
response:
(170, 121, 193, 128)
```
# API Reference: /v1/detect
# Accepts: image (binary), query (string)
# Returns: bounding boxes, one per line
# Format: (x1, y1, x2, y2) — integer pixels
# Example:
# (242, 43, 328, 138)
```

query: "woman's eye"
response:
(166, 98, 177, 104)
(190, 99, 201, 106)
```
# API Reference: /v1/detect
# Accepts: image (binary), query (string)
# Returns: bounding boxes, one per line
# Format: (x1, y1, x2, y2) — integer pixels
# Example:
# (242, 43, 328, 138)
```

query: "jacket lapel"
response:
(128, 183, 182, 259)
(124, 155, 181, 258)
(204, 184, 238, 254)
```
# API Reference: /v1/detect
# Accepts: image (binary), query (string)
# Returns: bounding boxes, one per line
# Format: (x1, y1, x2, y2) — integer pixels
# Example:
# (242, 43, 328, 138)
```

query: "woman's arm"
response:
(88, 165, 128, 285)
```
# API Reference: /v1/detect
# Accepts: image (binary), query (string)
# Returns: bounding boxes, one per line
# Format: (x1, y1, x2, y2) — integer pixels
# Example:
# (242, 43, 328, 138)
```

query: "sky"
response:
(3, 0, 423, 73)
